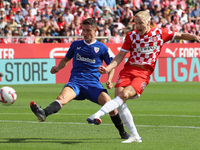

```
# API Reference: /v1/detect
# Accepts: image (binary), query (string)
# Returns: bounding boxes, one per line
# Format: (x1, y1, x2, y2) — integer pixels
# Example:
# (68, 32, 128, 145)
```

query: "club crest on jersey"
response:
(141, 82, 147, 91)
(94, 47, 100, 53)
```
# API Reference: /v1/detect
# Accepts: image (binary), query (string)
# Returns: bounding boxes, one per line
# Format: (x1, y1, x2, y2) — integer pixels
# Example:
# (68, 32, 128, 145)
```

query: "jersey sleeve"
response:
(162, 28, 176, 43)
(121, 33, 132, 52)
(102, 45, 113, 65)
(65, 41, 75, 59)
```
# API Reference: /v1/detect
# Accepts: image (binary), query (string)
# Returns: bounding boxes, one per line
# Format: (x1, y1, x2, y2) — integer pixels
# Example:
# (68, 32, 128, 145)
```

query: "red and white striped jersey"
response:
(121, 28, 176, 73)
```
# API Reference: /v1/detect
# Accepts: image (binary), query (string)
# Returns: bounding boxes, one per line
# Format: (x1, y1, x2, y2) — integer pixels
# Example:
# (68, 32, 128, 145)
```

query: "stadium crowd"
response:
(0, 0, 200, 44)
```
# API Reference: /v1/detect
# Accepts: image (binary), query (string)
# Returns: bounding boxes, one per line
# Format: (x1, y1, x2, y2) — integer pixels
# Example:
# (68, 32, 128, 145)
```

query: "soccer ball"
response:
(0, 86, 17, 106)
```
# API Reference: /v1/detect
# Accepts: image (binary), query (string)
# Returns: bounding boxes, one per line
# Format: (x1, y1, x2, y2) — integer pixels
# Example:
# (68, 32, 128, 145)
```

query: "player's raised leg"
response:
(30, 86, 76, 122)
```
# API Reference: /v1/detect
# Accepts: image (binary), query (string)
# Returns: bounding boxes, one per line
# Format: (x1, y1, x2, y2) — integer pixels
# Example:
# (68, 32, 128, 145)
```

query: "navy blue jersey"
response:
(66, 39, 113, 82)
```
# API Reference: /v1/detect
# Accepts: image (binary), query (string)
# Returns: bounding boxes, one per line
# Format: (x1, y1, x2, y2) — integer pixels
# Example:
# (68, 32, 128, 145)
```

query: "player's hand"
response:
(98, 65, 109, 74)
(195, 36, 200, 42)
(106, 81, 113, 89)
(50, 66, 59, 74)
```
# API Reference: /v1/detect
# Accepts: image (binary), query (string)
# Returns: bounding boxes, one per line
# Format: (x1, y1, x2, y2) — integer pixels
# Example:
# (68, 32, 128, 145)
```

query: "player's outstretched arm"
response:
(50, 57, 70, 74)
(98, 50, 127, 74)
(175, 32, 200, 42)
(106, 69, 114, 89)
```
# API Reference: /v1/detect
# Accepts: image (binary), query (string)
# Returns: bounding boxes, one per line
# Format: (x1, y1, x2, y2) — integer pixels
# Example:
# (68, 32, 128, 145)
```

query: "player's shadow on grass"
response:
(0, 138, 114, 144)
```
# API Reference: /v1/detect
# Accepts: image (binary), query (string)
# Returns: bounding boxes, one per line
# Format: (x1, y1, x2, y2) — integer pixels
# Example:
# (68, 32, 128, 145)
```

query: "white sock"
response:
(117, 103, 139, 137)
(94, 96, 124, 117)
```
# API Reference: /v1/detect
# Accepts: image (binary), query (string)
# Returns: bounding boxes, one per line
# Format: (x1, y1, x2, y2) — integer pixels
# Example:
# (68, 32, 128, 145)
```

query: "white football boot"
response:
(121, 135, 142, 143)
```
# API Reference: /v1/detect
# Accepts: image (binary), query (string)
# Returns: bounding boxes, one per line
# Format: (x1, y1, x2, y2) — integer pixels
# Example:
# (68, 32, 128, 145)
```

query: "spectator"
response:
(180, 11, 188, 25)
(15, 24, 23, 36)
(65, 0, 76, 14)
(41, 19, 51, 34)
(106, 0, 117, 14)
(43, 31, 54, 43)
(51, 4, 62, 18)
(3, 29, 12, 44)
(171, 10, 180, 23)
(62, 30, 73, 43)
(157, 16, 165, 28)
(0, 7, 5, 18)
(102, 7, 112, 22)
(22, 23, 29, 36)
(49, 26, 59, 36)
(120, 4, 134, 27)
(19, 18, 25, 27)
(142, 0, 153, 9)
(5, 9, 14, 23)
(31, 2, 38, 16)
(175, 4, 183, 18)
(8, 16, 18, 31)
(92, 3, 103, 16)
(153, 10, 162, 23)
(195, 17, 200, 31)
(57, 15, 67, 30)
(107, 17, 114, 35)
(97, 17, 105, 31)
(150, 17, 158, 28)
(150, 5, 159, 17)
(35, 10, 41, 22)
(15, 10, 24, 24)
(24, 28, 35, 43)
(84, 1, 94, 17)
(49, 15, 60, 32)
(179, 0, 187, 10)
(4, 3, 10, 16)
(11, 2, 20, 15)
(191, 3, 200, 20)
(97, 0, 107, 9)
(109, 29, 123, 44)
(186, 17, 195, 31)
(101, 30, 109, 43)
(63, 8, 74, 26)
(103, 23, 111, 37)
(113, 16, 125, 33)
(74, 8, 84, 23)
(22, 3, 31, 16)
(43, 9, 51, 20)
(160, 0, 170, 9)
(32, 22, 42, 35)
(25, 8, 36, 26)
(0, 16, 7, 31)
(116, 0, 126, 16)
(59, 23, 69, 36)
(170, 0, 178, 11)
(165, 16, 173, 30)
(12, 30, 20, 43)
(82, 9, 92, 21)
(34, 29, 43, 43)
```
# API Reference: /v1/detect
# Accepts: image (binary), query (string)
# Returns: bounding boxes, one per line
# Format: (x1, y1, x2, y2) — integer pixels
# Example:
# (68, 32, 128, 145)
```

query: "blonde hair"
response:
(135, 10, 151, 22)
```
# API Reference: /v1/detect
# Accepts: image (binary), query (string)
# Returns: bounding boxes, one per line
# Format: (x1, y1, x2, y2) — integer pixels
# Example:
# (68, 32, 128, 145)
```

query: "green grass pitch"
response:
(0, 82, 200, 150)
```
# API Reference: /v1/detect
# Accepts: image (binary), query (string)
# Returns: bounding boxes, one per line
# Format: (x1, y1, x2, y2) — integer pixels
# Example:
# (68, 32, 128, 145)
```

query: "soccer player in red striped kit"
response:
(87, 10, 200, 143)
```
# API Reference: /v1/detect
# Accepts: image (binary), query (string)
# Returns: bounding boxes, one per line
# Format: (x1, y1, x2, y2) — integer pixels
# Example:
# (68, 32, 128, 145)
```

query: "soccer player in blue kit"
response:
(30, 18, 129, 139)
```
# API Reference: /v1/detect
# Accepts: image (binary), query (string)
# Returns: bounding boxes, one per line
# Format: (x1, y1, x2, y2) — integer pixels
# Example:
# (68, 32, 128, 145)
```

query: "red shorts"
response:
(115, 66, 151, 98)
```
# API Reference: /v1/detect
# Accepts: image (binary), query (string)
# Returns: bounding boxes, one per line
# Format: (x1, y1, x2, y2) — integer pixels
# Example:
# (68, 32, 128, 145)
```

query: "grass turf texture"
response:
(0, 82, 200, 150)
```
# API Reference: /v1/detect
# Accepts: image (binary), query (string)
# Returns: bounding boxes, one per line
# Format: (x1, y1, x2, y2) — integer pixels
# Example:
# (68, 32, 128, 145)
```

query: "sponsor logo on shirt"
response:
(135, 46, 158, 53)
(76, 53, 96, 63)
(77, 47, 81, 50)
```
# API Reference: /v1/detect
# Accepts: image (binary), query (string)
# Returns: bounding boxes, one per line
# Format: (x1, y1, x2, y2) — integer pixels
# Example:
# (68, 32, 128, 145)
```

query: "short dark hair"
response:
(82, 18, 97, 28)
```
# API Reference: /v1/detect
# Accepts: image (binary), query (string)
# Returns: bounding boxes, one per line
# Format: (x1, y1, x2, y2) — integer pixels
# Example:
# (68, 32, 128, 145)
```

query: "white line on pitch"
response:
(0, 120, 200, 129)
(0, 113, 200, 118)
